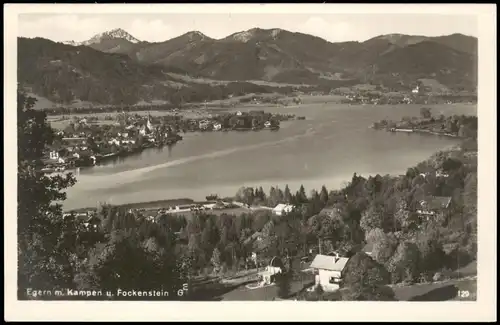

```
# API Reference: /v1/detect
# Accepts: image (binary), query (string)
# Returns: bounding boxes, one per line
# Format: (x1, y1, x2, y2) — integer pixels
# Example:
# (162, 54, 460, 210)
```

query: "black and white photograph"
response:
(4, 3, 496, 322)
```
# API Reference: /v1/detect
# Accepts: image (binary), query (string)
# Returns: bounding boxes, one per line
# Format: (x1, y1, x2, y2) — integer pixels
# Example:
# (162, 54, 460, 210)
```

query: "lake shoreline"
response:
(60, 103, 474, 212)
(63, 145, 462, 213)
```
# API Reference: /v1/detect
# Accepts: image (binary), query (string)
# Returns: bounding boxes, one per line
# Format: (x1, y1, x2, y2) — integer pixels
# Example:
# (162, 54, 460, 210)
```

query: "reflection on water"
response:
(63, 103, 475, 210)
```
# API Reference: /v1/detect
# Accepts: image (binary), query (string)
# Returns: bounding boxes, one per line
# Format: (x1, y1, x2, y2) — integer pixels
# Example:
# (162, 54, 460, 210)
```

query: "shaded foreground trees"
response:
(18, 90, 77, 296)
(17, 92, 185, 300)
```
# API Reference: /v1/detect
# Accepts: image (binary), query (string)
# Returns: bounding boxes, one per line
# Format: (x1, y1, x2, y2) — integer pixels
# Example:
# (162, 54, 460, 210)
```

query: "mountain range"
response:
(18, 27, 478, 106)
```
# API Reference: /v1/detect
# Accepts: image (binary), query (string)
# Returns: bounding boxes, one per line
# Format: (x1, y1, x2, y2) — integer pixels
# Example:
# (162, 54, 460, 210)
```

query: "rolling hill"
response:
(18, 37, 193, 106)
(102, 28, 477, 90)
(18, 28, 478, 106)
(17, 37, 308, 107)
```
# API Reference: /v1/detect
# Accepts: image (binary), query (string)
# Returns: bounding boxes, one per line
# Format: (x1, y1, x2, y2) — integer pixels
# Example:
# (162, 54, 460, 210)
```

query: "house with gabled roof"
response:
(310, 253, 350, 292)
(258, 256, 285, 285)
(417, 196, 452, 220)
(272, 204, 294, 216)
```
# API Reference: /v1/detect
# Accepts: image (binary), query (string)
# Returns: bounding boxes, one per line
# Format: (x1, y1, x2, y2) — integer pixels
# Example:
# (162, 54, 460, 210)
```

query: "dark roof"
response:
(269, 256, 285, 269)
(419, 196, 452, 210)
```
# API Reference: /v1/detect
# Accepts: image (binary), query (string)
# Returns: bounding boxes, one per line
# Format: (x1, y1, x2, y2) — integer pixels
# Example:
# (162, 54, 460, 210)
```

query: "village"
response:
(41, 109, 300, 173)
(370, 108, 478, 140)
(337, 84, 477, 105)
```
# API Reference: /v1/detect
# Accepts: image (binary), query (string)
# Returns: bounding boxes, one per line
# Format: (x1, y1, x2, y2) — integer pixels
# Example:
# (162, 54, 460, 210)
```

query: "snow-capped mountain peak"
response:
(81, 28, 140, 46)
(230, 30, 257, 43)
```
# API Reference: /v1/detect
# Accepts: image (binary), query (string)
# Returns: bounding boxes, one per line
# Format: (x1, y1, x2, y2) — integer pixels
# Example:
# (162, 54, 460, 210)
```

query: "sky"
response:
(18, 13, 478, 44)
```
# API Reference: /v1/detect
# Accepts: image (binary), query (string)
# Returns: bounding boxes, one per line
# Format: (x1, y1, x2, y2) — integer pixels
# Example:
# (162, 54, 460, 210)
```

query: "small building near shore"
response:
(49, 150, 60, 160)
(258, 256, 285, 285)
(272, 204, 294, 216)
(213, 122, 222, 131)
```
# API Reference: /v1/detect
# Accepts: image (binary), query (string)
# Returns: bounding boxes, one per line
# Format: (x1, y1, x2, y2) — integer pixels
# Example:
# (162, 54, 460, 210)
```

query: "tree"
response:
(360, 204, 384, 233)
(420, 107, 432, 119)
(462, 172, 477, 222)
(210, 248, 222, 274)
(296, 185, 308, 204)
(416, 226, 446, 274)
(319, 186, 329, 206)
(284, 185, 293, 204)
(365, 228, 398, 266)
(256, 186, 267, 203)
(75, 231, 181, 298)
(342, 252, 393, 301)
(343, 252, 390, 286)
(18, 91, 78, 298)
(441, 158, 463, 172)
(235, 186, 255, 206)
(277, 273, 292, 299)
(394, 205, 419, 231)
(386, 241, 421, 284)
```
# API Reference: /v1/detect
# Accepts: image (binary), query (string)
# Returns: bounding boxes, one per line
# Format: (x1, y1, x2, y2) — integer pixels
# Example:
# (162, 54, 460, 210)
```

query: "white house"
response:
(108, 138, 121, 146)
(310, 253, 350, 292)
(203, 203, 217, 210)
(49, 150, 59, 160)
(272, 204, 294, 216)
(412, 85, 420, 94)
(416, 196, 452, 221)
(436, 170, 449, 178)
(213, 122, 222, 131)
(264, 121, 272, 128)
(258, 256, 285, 285)
(236, 111, 243, 116)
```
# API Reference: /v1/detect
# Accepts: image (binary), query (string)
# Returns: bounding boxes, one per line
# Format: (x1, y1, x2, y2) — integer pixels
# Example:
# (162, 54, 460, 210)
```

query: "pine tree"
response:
(320, 185, 329, 206)
(277, 273, 291, 299)
(210, 248, 222, 274)
(284, 185, 292, 203)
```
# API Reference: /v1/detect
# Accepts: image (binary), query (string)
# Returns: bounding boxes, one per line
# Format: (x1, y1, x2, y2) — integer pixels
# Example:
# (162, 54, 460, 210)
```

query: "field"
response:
(166, 72, 315, 88)
(418, 78, 450, 93)
(392, 277, 477, 301)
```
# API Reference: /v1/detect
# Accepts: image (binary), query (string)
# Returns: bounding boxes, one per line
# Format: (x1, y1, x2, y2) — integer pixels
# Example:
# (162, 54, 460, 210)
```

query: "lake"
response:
(62, 102, 477, 210)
